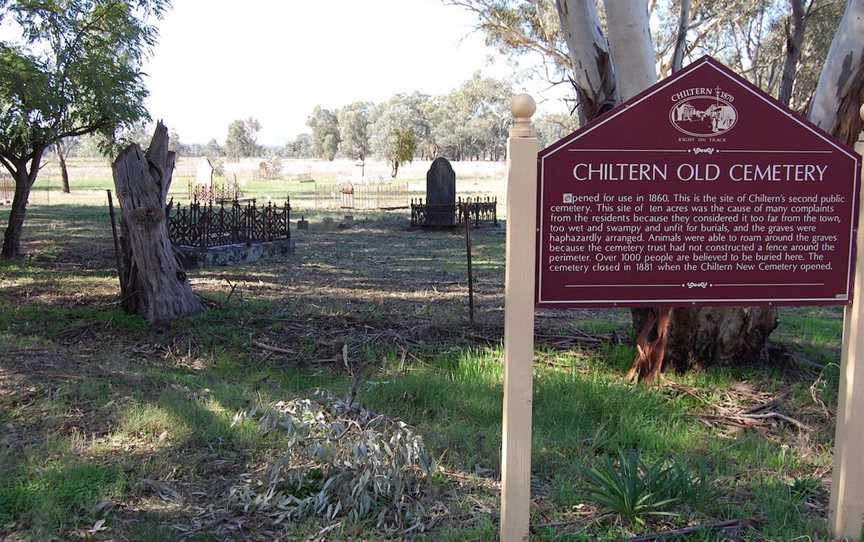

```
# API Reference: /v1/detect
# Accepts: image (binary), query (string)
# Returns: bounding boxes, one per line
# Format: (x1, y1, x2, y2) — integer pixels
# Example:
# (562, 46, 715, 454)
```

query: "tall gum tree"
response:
(0, 0, 166, 258)
(809, 0, 864, 146)
(551, 0, 862, 379)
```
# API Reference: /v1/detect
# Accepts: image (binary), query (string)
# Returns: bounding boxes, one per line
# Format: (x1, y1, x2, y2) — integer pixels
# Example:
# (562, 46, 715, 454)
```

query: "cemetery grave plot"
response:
(0, 192, 848, 541)
(410, 156, 500, 228)
(167, 198, 292, 247)
(311, 180, 412, 210)
(410, 196, 499, 228)
(166, 198, 294, 267)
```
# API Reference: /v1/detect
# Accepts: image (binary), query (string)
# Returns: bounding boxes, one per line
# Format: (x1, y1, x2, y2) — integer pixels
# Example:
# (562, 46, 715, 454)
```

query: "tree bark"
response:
(56, 142, 70, 194)
(1, 171, 32, 258)
(604, 0, 657, 101)
(555, 0, 616, 122)
(779, 0, 809, 107)
(671, 0, 690, 74)
(631, 306, 778, 373)
(112, 122, 202, 324)
(554, 1, 780, 382)
(809, 0, 864, 146)
(1, 149, 43, 259)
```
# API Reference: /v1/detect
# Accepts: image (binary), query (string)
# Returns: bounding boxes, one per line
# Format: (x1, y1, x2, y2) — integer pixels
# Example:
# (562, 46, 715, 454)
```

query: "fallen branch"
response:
(624, 518, 756, 541)
(737, 411, 809, 431)
(699, 410, 809, 431)
(252, 340, 294, 355)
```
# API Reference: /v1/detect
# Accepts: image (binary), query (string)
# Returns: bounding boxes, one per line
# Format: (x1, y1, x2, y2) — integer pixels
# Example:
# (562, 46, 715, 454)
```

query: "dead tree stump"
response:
(112, 122, 202, 324)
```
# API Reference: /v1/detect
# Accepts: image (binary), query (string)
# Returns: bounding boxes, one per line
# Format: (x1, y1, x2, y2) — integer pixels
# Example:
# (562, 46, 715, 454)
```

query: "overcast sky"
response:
(143, 0, 565, 147)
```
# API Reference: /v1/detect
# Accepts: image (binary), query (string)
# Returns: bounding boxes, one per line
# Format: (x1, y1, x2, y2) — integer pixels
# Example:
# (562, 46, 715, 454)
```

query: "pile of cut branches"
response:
(228, 392, 434, 533)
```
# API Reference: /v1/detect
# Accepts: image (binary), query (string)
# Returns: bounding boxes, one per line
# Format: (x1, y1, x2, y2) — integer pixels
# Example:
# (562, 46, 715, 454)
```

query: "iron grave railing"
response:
(167, 198, 291, 248)
(410, 196, 498, 228)
(0, 173, 12, 203)
(313, 181, 411, 210)
(187, 179, 244, 203)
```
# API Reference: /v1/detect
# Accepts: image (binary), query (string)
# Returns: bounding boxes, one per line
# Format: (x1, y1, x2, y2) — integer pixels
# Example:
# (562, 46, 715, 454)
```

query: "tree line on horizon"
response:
(50, 73, 579, 179)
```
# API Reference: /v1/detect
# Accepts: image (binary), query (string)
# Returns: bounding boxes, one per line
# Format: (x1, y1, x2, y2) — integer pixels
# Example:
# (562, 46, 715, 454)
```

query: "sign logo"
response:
(669, 86, 737, 137)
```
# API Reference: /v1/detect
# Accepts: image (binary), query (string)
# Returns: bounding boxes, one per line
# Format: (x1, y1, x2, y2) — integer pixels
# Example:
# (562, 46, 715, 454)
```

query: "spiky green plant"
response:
(578, 449, 680, 527)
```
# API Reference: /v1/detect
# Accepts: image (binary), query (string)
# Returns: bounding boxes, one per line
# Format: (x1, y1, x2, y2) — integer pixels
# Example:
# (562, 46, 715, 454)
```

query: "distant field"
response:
(16, 157, 509, 213)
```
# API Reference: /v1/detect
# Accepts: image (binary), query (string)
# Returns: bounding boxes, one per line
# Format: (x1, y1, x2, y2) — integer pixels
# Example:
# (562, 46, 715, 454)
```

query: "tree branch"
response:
(0, 154, 16, 178)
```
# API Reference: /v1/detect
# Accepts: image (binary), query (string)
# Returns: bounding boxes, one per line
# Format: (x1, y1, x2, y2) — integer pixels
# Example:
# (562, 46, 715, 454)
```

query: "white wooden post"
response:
(831, 104, 864, 541)
(500, 94, 538, 541)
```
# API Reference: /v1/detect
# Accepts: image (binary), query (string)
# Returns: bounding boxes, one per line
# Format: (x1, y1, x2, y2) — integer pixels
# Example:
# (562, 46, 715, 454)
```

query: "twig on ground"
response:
(737, 411, 809, 431)
(624, 518, 756, 541)
(252, 340, 294, 355)
(224, 278, 238, 304)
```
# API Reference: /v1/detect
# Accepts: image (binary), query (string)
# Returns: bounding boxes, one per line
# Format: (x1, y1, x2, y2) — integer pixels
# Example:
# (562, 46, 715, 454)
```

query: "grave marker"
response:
(425, 157, 456, 226)
(195, 157, 213, 186)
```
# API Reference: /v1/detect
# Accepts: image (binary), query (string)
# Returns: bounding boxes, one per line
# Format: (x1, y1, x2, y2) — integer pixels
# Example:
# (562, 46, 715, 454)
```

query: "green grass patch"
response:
(0, 460, 124, 533)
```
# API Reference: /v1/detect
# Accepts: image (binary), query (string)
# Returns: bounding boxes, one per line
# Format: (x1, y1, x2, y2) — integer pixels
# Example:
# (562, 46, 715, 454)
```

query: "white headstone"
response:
(195, 158, 213, 185)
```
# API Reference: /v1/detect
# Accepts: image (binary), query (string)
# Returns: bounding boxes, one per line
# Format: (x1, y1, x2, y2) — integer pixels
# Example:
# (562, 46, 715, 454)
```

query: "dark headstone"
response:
(425, 157, 456, 226)
(297, 216, 309, 230)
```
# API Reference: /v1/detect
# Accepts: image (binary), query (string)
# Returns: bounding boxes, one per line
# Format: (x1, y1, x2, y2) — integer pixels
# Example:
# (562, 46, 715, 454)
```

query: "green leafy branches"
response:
(0, 0, 169, 163)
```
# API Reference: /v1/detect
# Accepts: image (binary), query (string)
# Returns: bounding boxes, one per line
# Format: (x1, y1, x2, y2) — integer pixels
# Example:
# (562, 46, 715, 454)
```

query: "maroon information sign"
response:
(536, 56, 861, 308)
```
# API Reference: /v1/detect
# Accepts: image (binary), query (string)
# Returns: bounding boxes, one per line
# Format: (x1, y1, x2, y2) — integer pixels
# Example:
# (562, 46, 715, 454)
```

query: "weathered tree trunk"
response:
(603, 0, 657, 101)
(809, 0, 864, 147)
(631, 307, 778, 373)
(56, 142, 70, 194)
(626, 307, 673, 382)
(1, 149, 44, 259)
(112, 122, 201, 324)
(555, 0, 616, 122)
(554, 1, 781, 382)
(779, 0, 809, 107)
(1, 172, 32, 258)
(671, 0, 690, 74)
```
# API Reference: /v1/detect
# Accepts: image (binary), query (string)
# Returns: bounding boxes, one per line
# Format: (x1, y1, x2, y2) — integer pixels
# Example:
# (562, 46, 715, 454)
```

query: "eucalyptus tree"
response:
(224, 117, 262, 160)
(204, 138, 223, 157)
(370, 94, 430, 177)
(448, 0, 844, 116)
(555, 0, 861, 379)
(450, 0, 859, 378)
(307, 106, 340, 161)
(284, 134, 312, 158)
(337, 101, 372, 163)
(53, 137, 79, 193)
(0, 0, 167, 258)
(808, 0, 864, 146)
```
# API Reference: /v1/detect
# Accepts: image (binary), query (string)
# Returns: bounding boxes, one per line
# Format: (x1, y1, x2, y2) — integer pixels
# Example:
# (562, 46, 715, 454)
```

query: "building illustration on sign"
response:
(670, 87, 738, 136)
(535, 56, 861, 308)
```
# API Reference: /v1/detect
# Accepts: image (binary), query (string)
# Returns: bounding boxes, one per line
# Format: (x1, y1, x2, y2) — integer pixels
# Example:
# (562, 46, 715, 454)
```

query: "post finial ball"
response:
(512, 94, 536, 120)
(859, 103, 864, 122)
